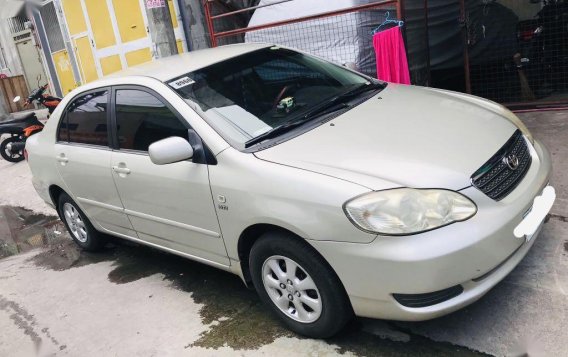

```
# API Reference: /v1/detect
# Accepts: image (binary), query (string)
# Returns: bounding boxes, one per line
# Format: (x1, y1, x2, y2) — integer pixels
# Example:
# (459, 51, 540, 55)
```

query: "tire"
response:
(58, 193, 105, 251)
(0, 136, 25, 162)
(250, 231, 352, 338)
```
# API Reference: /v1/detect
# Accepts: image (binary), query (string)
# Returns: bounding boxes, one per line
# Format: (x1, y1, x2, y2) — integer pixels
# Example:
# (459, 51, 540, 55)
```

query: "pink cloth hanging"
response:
(372, 26, 411, 84)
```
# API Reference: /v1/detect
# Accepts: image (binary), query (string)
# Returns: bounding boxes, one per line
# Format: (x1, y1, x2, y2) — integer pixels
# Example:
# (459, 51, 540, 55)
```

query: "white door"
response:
(55, 89, 137, 238)
(109, 87, 228, 265)
(15, 32, 47, 92)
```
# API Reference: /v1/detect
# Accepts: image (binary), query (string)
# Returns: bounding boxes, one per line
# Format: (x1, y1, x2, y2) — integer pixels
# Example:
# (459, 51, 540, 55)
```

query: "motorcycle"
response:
(0, 84, 61, 162)
(517, 0, 568, 97)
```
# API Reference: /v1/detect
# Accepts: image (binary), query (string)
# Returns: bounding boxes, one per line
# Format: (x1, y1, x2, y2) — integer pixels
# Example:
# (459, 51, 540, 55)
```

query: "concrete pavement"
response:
(0, 111, 566, 356)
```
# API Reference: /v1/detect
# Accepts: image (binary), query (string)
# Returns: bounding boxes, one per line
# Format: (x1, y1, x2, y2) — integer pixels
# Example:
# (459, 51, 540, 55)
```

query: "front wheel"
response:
(0, 136, 24, 162)
(250, 232, 353, 338)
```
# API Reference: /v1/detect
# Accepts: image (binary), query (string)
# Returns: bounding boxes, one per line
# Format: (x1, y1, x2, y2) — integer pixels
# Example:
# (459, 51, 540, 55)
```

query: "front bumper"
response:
(308, 139, 552, 321)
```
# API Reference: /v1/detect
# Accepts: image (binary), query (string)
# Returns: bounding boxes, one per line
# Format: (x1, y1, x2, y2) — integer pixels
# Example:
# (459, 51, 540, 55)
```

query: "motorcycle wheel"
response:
(0, 137, 25, 163)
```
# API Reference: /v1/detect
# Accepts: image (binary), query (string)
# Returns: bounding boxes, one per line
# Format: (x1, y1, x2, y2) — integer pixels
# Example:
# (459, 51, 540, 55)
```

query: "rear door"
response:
(109, 86, 228, 265)
(55, 89, 136, 238)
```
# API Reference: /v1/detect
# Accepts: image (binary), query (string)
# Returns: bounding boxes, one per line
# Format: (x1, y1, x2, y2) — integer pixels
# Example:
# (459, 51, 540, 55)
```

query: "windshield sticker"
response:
(169, 76, 195, 89)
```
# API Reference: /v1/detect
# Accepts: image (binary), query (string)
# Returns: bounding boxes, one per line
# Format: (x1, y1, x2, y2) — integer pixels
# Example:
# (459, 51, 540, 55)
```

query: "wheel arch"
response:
(48, 184, 66, 216)
(237, 223, 349, 299)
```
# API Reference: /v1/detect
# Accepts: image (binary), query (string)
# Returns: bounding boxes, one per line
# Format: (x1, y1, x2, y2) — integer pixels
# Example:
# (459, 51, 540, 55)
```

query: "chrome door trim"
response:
(124, 208, 221, 238)
(77, 196, 124, 213)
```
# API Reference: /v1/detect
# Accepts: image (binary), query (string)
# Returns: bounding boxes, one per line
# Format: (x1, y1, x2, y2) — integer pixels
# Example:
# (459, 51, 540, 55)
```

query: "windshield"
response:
(168, 47, 378, 150)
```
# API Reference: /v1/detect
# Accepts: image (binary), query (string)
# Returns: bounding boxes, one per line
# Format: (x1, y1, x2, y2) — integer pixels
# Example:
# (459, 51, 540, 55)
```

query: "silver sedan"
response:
(26, 44, 554, 338)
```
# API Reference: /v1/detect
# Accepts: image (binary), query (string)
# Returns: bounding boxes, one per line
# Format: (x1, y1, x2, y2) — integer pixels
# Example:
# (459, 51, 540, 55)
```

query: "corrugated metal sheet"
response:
(40, 2, 65, 53)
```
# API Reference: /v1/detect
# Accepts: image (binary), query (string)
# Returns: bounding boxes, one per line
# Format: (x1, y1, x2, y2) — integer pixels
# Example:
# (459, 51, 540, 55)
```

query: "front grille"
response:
(393, 285, 464, 308)
(471, 130, 532, 201)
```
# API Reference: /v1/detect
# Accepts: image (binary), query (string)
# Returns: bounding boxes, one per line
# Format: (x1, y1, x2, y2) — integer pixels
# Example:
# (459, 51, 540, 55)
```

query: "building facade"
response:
(30, 0, 187, 96)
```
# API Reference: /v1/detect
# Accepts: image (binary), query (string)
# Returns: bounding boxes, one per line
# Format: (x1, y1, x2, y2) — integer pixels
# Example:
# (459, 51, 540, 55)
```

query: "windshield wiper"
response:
(298, 82, 384, 122)
(245, 82, 384, 148)
(245, 117, 317, 148)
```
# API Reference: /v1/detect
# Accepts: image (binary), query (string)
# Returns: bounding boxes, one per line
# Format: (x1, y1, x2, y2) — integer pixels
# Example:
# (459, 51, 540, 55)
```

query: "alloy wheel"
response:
(261, 255, 322, 323)
(63, 203, 88, 243)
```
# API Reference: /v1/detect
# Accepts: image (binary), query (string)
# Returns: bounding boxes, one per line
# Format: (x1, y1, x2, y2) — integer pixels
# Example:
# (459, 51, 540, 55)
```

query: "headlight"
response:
(343, 188, 477, 235)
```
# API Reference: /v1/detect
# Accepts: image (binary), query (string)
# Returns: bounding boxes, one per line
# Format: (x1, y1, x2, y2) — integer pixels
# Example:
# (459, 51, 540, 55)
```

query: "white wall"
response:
(0, 19, 24, 76)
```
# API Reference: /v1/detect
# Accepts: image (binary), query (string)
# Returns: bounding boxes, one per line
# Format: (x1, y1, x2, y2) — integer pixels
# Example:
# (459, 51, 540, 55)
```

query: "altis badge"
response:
(169, 76, 195, 89)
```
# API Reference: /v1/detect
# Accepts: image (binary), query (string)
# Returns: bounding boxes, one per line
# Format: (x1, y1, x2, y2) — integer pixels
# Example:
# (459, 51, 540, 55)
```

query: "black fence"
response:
(204, 0, 568, 109)
(427, 0, 568, 108)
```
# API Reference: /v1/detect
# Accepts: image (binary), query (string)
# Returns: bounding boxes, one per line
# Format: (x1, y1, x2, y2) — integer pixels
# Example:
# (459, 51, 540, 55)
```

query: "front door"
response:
(109, 87, 228, 265)
(55, 89, 137, 238)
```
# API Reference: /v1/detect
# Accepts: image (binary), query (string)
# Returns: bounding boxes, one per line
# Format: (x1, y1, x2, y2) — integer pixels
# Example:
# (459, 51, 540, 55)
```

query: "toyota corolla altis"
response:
(26, 44, 555, 338)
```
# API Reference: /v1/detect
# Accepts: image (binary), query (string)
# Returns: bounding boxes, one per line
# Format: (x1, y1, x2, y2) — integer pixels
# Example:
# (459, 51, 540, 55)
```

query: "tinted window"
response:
(64, 91, 109, 146)
(115, 89, 188, 151)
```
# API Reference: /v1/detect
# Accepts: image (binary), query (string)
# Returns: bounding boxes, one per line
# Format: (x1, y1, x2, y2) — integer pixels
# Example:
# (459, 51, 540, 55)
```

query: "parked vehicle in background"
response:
(0, 84, 61, 162)
(518, 0, 568, 98)
(26, 44, 554, 338)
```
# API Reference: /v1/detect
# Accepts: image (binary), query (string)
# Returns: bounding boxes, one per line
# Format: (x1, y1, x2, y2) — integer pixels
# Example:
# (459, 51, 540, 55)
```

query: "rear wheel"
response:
(250, 232, 352, 338)
(58, 193, 105, 251)
(0, 136, 24, 162)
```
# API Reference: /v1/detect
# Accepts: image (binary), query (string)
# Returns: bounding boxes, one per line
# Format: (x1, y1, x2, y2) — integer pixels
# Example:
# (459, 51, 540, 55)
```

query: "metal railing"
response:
(203, 0, 403, 79)
(204, 0, 403, 47)
(8, 15, 28, 34)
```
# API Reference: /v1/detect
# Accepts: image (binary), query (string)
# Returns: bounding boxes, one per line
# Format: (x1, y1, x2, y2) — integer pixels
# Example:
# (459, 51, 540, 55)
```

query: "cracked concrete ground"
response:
(0, 111, 567, 356)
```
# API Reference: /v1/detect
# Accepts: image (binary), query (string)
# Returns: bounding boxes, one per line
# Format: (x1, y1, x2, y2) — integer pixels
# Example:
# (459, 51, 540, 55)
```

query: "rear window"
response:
(58, 90, 109, 146)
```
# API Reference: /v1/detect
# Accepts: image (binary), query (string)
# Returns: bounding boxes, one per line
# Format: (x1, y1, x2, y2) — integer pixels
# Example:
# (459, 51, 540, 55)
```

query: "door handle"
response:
(112, 165, 131, 175)
(57, 154, 68, 165)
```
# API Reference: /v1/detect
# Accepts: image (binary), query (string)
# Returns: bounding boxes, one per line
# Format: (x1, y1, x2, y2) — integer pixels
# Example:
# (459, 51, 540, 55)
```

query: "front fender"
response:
(208, 149, 376, 260)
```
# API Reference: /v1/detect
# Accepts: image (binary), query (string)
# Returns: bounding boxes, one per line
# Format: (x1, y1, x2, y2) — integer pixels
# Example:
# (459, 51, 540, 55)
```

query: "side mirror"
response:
(148, 137, 193, 165)
(13, 96, 21, 103)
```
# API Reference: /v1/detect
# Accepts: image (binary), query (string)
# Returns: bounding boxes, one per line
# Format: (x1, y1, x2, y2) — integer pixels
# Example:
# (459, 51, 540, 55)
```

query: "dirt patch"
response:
(188, 304, 292, 350)
(0, 205, 114, 270)
(30, 235, 113, 271)
(329, 321, 490, 356)
(547, 214, 568, 223)
(0, 206, 61, 259)
(100, 244, 289, 349)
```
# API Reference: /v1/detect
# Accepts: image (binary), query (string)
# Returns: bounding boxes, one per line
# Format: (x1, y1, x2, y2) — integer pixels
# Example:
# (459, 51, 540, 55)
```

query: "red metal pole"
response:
(203, 0, 217, 47)
(396, 0, 402, 19)
(210, 0, 293, 20)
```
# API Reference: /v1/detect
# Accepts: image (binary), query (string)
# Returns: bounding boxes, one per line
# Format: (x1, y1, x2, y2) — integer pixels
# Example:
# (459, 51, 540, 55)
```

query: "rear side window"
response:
(115, 89, 188, 151)
(58, 90, 109, 146)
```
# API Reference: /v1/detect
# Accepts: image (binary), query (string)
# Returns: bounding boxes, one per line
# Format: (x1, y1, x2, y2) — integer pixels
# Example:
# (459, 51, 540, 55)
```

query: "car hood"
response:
(254, 84, 521, 191)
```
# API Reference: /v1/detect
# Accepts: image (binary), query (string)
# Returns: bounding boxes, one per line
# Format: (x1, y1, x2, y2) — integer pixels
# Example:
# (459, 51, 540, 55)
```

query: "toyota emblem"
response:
(504, 154, 519, 170)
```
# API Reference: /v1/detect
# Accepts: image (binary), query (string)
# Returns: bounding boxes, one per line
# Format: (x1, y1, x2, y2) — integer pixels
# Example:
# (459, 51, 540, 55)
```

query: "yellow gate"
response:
(74, 36, 99, 83)
(52, 50, 77, 94)
(112, 0, 147, 43)
(58, 0, 187, 88)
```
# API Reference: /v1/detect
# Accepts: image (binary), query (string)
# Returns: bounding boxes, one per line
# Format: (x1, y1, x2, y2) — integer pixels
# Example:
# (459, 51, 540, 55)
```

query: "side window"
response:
(115, 89, 188, 151)
(64, 90, 109, 146)
(57, 118, 68, 142)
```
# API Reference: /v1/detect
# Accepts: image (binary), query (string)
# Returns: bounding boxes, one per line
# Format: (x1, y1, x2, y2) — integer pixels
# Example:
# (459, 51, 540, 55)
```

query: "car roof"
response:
(107, 43, 272, 82)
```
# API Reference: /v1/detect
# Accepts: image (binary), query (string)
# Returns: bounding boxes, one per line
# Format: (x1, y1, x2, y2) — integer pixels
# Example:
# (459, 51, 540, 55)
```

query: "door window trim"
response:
(55, 86, 112, 149)
(109, 85, 216, 165)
